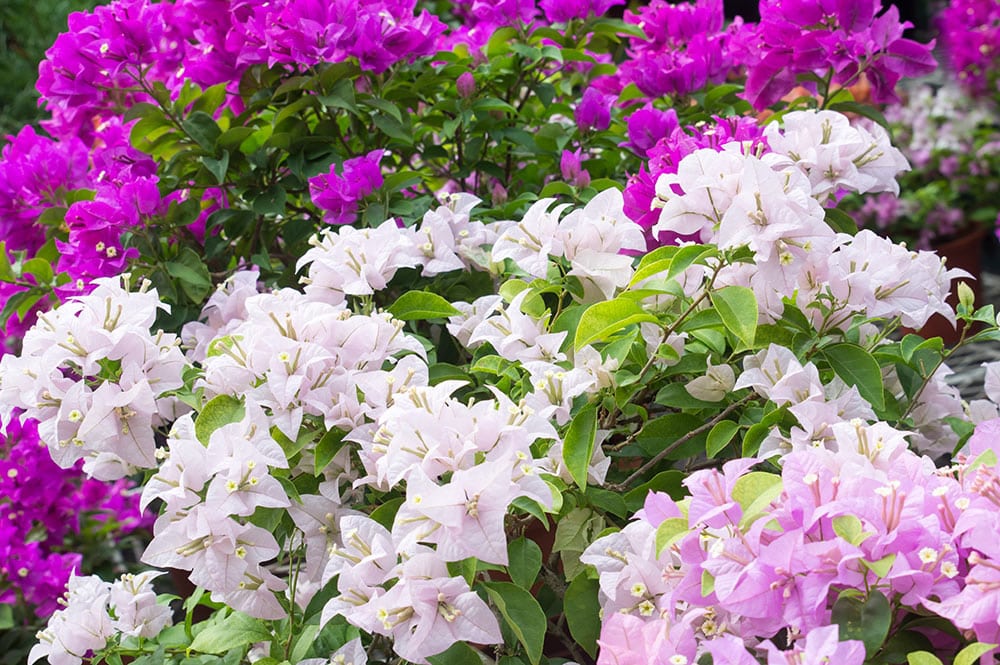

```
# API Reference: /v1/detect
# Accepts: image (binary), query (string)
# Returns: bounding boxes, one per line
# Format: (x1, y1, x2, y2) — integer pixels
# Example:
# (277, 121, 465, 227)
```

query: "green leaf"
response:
(386, 291, 461, 320)
(879, 630, 934, 664)
(630, 244, 715, 286)
(825, 207, 858, 235)
(822, 342, 885, 410)
(0, 604, 12, 630)
(195, 395, 245, 446)
(290, 624, 320, 664)
(701, 569, 715, 596)
(483, 582, 546, 665)
(710, 285, 757, 347)
(165, 248, 213, 302)
(253, 185, 287, 215)
(831, 592, 892, 658)
(861, 553, 896, 579)
(314, 428, 347, 475)
(0, 242, 14, 282)
(655, 517, 689, 555)
(21, 257, 53, 284)
(574, 297, 658, 349)
(832, 514, 872, 546)
(182, 111, 222, 150)
(202, 152, 230, 185)
(623, 470, 686, 511)
(731, 472, 782, 529)
(0, 290, 43, 330)
(563, 575, 601, 658)
(907, 652, 944, 665)
(427, 641, 485, 665)
(507, 537, 542, 589)
(189, 612, 271, 654)
(706, 420, 740, 458)
(586, 488, 629, 518)
(369, 497, 403, 530)
(955, 642, 998, 665)
(372, 113, 412, 144)
(563, 402, 598, 490)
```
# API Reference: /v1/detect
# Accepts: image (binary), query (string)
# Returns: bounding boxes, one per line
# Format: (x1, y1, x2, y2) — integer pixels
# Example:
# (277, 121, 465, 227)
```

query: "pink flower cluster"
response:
(140, 406, 290, 618)
(583, 415, 1000, 663)
(0, 115, 188, 349)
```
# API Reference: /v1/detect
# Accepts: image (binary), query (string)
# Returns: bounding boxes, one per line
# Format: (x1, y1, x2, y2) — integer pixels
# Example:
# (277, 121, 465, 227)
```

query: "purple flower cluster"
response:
(937, 0, 1000, 98)
(0, 417, 147, 618)
(742, 0, 937, 109)
(37, 0, 187, 142)
(228, 0, 445, 72)
(621, 109, 766, 248)
(0, 126, 91, 350)
(539, 0, 624, 24)
(56, 119, 162, 298)
(38, 0, 447, 139)
(0, 127, 89, 256)
(612, 0, 747, 99)
(308, 150, 385, 225)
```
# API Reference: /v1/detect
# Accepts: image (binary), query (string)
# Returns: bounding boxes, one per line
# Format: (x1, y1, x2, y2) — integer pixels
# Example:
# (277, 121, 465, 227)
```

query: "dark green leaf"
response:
(507, 537, 542, 589)
(623, 470, 686, 511)
(483, 582, 546, 665)
(824, 207, 858, 235)
(182, 111, 223, 150)
(201, 152, 230, 185)
(314, 428, 347, 475)
(427, 641, 485, 665)
(253, 185, 287, 215)
(563, 402, 598, 490)
(829, 101, 890, 130)
(831, 591, 891, 658)
(822, 342, 885, 410)
(563, 575, 601, 657)
(706, 420, 740, 458)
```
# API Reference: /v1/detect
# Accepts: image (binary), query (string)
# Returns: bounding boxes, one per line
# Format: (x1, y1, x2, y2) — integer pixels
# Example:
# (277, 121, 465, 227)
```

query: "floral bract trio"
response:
(1, 1, 1000, 665)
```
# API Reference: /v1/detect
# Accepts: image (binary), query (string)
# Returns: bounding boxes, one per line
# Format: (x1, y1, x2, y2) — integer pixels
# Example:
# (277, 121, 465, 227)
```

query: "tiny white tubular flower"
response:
(685, 362, 736, 402)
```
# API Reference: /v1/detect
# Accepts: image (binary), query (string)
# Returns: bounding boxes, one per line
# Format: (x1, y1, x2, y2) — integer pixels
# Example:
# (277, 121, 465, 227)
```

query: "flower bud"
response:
(456, 72, 475, 99)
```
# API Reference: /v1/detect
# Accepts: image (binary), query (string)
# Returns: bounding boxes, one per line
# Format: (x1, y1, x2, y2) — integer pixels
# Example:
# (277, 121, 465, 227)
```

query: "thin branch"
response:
(610, 394, 754, 492)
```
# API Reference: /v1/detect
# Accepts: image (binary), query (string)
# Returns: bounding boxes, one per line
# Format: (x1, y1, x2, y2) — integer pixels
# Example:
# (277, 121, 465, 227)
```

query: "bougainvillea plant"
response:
(4, 2, 1000, 665)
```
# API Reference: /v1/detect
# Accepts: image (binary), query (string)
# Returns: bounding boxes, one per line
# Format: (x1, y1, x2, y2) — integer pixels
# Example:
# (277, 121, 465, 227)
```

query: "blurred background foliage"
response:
(0, 0, 106, 135)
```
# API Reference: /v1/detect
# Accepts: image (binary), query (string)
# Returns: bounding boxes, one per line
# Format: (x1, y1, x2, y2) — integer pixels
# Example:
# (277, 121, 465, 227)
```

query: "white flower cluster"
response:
(0, 276, 188, 479)
(29, 572, 171, 665)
